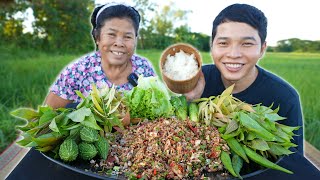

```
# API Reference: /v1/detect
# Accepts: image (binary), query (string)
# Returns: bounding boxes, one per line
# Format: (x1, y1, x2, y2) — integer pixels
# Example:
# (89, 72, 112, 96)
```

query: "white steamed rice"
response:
(163, 50, 198, 80)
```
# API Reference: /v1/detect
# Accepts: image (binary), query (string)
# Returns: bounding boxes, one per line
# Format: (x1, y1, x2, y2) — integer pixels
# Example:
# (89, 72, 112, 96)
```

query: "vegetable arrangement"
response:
(11, 84, 124, 161)
(10, 76, 300, 179)
(194, 84, 299, 178)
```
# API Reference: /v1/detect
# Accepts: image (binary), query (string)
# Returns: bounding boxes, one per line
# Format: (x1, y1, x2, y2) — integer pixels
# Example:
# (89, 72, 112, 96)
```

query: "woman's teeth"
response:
(112, 51, 124, 55)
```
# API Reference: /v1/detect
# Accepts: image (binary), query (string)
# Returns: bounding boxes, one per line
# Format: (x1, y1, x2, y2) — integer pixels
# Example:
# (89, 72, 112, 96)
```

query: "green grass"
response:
(1, 50, 319, 153)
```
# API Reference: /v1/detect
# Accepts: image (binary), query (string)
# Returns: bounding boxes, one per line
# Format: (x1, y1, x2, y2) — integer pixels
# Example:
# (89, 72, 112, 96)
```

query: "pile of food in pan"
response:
(11, 76, 298, 179)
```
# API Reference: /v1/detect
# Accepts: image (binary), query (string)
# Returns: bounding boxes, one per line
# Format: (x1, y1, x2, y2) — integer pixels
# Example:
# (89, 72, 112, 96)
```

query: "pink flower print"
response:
(67, 88, 74, 95)
(79, 76, 84, 82)
(82, 79, 90, 86)
(86, 85, 91, 91)
(75, 72, 81, 78)
(95, 66, 101, 72)
(87, 76, 94, 82)
(136, 59, 143, 65)
(106, 81, 112, 88)
(79, 64, 85, 72)
(137, 67, 144, 74)
(52, 85, 58, 92)
(61, 94, 67, 99)
(62, 70, 68, 76)
(71, 95, 78, 101)
(82, 91, 89, 98)
(89, 67, 95, 72)
(67, 78, 74, 84)
(96, 75, 104, 80)
(97, 81, 107, 89)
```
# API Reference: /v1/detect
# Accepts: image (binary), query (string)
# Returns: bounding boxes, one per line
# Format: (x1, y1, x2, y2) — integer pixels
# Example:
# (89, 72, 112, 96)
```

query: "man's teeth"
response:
(225, 63, 242, 68)
(112, 51, 124, 55)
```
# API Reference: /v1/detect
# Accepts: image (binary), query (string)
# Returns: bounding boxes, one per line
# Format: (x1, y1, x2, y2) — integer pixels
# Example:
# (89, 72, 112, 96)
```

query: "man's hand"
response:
(184, 72, 205, 102)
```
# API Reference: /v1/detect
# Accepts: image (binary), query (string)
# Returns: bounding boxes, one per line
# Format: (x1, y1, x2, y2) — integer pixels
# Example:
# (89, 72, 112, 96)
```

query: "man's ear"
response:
(260, 41, 267, 58)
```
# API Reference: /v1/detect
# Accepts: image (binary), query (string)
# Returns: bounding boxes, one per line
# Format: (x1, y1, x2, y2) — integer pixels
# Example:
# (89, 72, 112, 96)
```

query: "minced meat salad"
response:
(100, 118, 229, 179)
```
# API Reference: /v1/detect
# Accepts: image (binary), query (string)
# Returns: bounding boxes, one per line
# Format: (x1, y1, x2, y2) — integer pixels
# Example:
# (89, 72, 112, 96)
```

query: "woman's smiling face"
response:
(96, 17, 137, 66)
(211, 21, 266, 86)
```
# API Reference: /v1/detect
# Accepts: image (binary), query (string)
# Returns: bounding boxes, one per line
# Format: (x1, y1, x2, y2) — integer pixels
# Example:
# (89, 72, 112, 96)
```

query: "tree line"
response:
(1, 0, 319, 54)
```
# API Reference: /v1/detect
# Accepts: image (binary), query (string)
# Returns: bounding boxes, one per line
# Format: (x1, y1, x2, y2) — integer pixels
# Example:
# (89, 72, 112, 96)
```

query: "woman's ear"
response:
(94, 28, 100, 45)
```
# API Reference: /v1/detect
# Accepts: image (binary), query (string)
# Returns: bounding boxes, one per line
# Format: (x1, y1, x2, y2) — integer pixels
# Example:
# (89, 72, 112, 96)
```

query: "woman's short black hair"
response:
(211, 3, 268, 45)
(90, 3, 141, 46)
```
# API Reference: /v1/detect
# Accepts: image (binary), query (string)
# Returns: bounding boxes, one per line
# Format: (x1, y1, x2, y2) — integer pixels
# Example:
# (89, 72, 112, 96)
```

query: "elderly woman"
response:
(45, 3, 155, 109)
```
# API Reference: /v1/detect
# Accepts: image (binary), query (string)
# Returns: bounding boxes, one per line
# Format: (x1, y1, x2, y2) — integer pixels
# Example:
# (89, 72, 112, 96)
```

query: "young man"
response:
(186, 3, 304, 154)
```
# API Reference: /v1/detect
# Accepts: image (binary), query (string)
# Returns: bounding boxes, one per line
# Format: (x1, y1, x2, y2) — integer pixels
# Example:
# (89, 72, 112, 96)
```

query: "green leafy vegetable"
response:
(170, 95, 188, 120)
(231, 154, 243, 179)
(126, 76, 173, 120)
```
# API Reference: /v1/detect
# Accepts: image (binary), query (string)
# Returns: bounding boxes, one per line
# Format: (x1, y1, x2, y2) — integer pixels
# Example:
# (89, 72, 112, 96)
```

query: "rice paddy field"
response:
(1, 49, 319, 153)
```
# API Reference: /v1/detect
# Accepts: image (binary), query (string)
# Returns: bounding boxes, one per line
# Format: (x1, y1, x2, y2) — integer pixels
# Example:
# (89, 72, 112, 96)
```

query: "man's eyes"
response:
(218, 41, 228, 46)
(243, 42, 255, 46)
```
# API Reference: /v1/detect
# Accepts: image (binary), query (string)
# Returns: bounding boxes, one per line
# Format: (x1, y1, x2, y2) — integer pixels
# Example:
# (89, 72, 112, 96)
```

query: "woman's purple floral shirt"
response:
(50, 51, 155, 102)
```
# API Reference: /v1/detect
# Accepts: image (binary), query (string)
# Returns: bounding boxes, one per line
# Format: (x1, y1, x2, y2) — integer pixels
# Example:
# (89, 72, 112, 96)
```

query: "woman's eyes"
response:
(125, 35, 133, 39)
(107, 33, 116, 37)
(105, 33, 133, 39)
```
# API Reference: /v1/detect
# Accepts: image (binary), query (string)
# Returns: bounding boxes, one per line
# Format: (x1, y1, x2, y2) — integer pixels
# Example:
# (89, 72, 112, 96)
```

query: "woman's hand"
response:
(184, 72, 205, 102)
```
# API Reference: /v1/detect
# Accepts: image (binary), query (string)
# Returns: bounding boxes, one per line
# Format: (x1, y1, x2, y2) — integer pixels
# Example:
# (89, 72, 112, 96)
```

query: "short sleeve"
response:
(50, 63, 79, 101)
(132, 55, 156, 77)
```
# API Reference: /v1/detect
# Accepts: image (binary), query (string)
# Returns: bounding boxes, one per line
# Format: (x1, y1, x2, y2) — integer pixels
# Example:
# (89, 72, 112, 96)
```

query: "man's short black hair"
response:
(211, 4, 267, 45)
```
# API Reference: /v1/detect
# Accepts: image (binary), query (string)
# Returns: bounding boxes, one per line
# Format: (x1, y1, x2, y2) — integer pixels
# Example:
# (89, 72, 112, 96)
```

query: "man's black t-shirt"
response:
(202, 64, 304, 154)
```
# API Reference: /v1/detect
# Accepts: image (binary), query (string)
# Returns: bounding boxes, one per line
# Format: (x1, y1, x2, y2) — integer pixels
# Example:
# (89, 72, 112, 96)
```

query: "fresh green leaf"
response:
(231, 154, 243, 179)
(39, 110, 57, 126)
(67, 107, 92, 122)
(38, 106, 54, 115)
(273, 127, 292, 142)
(238, 112, 276, 141)
(32, 132, 63, 147)
(126, 76, 173, 120)
(265, 113, 286, 122)
(225, 119, 239, 134)
(276, 123, 300, 135)
(10, 108, 40, 121)
(49, 119, 59, 132)
(80, 114, 103, 131)
(268, 142, 294, 156)
(63, 123, 82, 130)
(249, 139, 270, 151)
